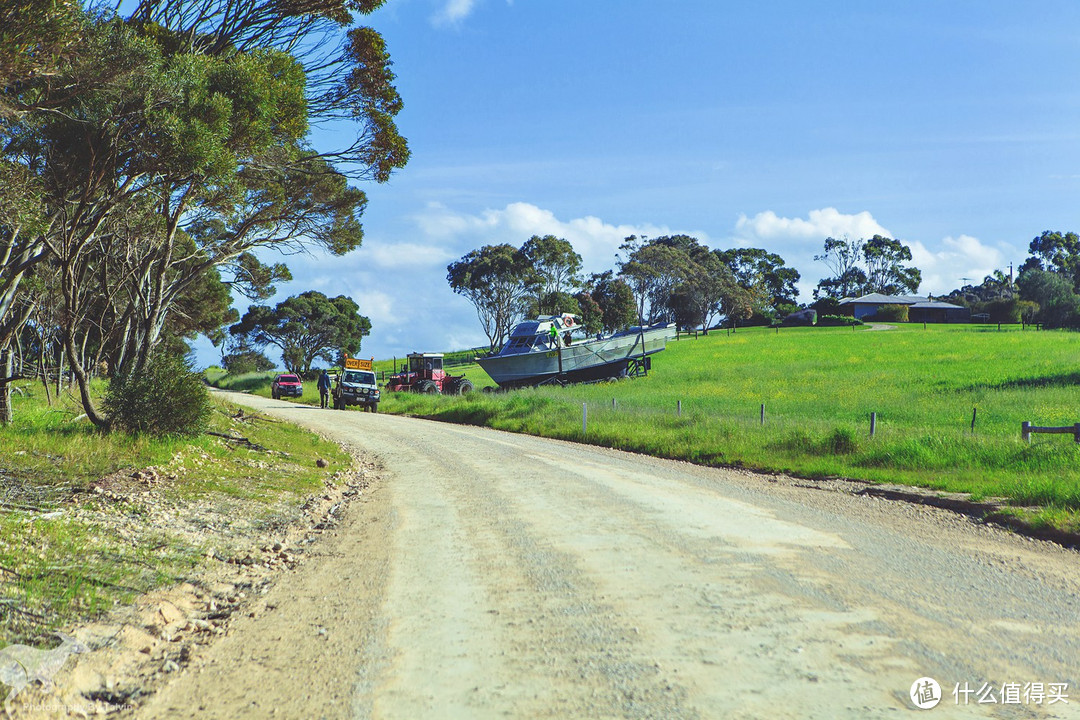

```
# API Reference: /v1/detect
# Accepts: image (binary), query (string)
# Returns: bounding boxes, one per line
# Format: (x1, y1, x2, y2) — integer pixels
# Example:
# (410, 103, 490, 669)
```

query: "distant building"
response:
(838, 293, 970, 323)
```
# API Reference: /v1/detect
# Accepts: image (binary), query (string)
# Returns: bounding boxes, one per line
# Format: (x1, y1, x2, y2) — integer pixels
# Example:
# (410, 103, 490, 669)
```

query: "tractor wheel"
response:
(417, 380, 440, 394)
(454, 379, 474, 395)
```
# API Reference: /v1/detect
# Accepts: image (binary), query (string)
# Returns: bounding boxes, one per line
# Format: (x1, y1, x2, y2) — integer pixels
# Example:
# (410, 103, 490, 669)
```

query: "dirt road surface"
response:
(139, 392, 1080, 719)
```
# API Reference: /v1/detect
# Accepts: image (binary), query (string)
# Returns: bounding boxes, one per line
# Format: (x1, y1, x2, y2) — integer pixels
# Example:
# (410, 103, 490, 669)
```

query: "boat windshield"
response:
(502, 335, 554, 354)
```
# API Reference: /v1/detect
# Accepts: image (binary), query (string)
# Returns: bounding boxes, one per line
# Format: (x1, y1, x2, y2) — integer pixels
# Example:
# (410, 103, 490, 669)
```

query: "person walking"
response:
(318, 370, 332, 409)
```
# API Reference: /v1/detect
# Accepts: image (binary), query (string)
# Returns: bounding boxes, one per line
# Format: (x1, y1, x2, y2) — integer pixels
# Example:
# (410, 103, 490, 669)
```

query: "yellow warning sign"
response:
(344, 357, 373, 371)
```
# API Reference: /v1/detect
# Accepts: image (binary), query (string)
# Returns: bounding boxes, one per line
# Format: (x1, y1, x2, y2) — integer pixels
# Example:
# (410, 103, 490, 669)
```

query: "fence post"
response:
(1022, 421, 1031, 443)
(870, 412, 877, 437)
(677, 400, 682, 417)
(760, 404, 765, 426)
(971, 407, 977, 434)
(583, 403, 588, 434)
(612, 397, 617, 410)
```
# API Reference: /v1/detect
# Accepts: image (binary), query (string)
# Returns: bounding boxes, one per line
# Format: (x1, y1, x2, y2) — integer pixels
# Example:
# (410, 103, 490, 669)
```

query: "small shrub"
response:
(867, 304, 909, 322)
(818, 315, 863, 327)
(103, 352, 211, 437)
(222, 350, 274, 375)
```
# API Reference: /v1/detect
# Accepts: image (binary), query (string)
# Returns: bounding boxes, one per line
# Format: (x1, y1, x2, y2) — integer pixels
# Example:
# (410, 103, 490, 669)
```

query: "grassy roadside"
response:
(373, 324, 1080, 532)
(0, 380, 350, 647)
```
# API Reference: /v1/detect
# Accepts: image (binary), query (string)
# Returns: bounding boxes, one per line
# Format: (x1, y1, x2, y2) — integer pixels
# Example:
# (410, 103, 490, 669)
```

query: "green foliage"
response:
(521, 235, 582, 302)
(230, 291, 371, 374)
(533, 291, 581, 317)
(0, 0, 408, 429)
(867, 304, 909, 322)
(1017, 269, 1080, 328)
(223, 348, 275, 375)
(818, 315, 863, 327)
(447, 244, 537, 351)
(815, 235, 921, 299)
(618, 235, 751, 331)
(1024, 230, 1080, 291)
(103, 352, 211, 437)
(973, 297, 1021, 324)
(587, 271, 637, 333)
(715, 247, 801, 308)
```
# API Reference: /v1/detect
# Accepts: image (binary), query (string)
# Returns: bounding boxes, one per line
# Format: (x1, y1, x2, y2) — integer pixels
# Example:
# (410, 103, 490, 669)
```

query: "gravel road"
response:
(139, 392, 1080, 719)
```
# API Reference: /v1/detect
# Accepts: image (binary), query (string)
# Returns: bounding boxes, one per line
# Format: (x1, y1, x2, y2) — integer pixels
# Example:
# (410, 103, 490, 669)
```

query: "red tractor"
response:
(386, 352, 474, 395)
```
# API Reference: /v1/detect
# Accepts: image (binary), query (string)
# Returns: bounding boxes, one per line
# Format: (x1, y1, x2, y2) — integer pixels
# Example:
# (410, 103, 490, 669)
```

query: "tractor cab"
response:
(407, 352, 445, 383)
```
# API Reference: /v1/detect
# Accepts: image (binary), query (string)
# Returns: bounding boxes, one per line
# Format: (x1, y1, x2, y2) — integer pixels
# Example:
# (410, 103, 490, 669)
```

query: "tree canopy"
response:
(814, 235, 920, 299)
(618, 235, 752, 332)
(0, 0, 407, 426)
(447, 244, 537, 352)
(1022, 230, 1080, 292)
(230, 291, 371, 374)
(715, 248, 801, 309)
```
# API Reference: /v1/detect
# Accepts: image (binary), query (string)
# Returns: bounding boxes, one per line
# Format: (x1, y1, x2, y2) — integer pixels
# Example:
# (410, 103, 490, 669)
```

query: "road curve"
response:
(140, 392, 1080, 719)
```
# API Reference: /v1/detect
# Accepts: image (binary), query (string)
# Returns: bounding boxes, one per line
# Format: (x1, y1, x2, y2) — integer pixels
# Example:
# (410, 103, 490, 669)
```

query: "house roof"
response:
(839, 293, 927, 305)
(909, 301, 966, 310)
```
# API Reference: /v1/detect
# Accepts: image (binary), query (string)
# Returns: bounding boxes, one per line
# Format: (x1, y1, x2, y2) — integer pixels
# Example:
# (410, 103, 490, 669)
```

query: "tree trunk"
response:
(0, 346, 12, 426)
(38, 333, 51, 405)
(62, 327, 108, 428)
(55, 343, 63, 397)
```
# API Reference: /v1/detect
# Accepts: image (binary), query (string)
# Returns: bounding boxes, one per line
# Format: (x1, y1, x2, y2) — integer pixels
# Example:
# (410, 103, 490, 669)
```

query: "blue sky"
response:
(198, 0, 1080, 366)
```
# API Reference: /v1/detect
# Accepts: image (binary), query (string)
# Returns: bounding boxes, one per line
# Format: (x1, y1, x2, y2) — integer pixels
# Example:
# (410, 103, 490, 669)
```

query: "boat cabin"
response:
(501, 314, 580, 355)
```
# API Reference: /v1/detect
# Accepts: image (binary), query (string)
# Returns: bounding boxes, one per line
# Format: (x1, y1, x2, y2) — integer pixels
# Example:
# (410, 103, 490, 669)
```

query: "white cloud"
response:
(725, 208, 1019, 298)
(908, 235, 1015, 294)
(734, 207, 891, 243)
(363, 242, 456, 269)
(415, 201, 684, 273)
(432, 0, 478, 25)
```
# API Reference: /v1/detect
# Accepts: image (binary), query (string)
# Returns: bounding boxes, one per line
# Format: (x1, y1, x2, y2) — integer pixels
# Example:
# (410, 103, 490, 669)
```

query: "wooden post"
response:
(870, 412, 877, 437)
(582, 403, 587, 434)
(677, 400, 682, 417)
(612, 397, 617, 410)
(760, 404, 765, 425)
(971, 407, 977, 434)
(1022, 421, 1031, 443)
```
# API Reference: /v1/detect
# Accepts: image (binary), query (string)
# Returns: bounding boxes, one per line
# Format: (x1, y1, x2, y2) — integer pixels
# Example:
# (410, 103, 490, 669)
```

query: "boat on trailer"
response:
(476, 313, 676, 388)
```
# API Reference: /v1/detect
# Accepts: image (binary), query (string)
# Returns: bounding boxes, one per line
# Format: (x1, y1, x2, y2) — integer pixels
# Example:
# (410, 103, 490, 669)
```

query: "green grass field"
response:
(377, 324, 1080, 529)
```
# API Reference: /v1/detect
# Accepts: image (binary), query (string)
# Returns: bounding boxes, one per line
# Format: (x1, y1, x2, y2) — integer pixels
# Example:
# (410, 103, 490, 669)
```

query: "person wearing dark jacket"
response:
(318, 370, 332, 408)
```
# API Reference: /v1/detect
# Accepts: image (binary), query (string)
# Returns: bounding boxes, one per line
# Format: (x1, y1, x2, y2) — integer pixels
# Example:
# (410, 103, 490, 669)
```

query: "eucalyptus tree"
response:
(520, 235, 582, 310)
(448, 244, 538, 352)
(814, 235, 920, 299)
(230, 291, 371, 374)
(0, 0, 409, 427)
(715, 247, 801, 309)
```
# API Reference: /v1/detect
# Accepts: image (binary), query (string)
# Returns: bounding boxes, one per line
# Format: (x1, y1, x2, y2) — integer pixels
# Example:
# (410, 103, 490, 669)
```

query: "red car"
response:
(271, 373, 303, 399)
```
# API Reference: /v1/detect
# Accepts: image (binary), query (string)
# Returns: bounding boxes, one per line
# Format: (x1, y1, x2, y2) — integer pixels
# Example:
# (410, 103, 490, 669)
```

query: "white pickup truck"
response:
(332, 358, 380, 412)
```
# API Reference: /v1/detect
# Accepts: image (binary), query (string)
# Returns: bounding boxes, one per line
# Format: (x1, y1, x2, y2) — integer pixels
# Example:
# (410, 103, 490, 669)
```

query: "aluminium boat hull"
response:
(477, 324, 675, 388)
